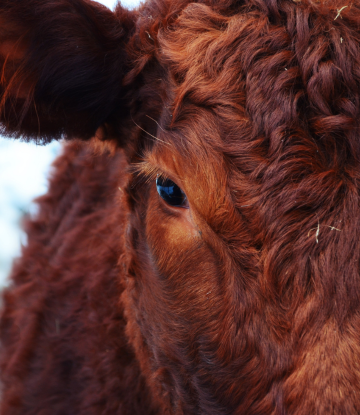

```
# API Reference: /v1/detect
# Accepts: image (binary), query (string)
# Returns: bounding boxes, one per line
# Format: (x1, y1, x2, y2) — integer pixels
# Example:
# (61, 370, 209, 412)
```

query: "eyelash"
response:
(133, 161, 170, 184)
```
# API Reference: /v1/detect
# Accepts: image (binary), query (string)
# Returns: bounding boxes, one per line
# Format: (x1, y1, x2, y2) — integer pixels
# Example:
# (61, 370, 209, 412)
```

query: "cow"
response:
(1, 0, 360, 413)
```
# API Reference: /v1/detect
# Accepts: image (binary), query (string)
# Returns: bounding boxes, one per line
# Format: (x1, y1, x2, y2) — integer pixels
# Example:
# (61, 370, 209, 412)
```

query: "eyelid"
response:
(134, 160, 182, 187)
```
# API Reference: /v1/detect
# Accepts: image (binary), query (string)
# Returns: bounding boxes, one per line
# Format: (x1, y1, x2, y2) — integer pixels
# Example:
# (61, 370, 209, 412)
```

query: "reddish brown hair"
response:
(1, 0, 360, 413)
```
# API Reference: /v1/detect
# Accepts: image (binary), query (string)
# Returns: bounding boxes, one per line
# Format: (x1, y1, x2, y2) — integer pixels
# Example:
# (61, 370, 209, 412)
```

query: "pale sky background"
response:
(0, 0, 141, 287)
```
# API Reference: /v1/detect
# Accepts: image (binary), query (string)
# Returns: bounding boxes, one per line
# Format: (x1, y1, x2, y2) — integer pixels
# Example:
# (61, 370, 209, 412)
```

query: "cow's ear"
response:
(0, 0, 136, 143)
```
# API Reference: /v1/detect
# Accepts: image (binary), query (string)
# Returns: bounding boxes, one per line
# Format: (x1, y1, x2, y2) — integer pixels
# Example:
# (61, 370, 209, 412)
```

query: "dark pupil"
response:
(156, 176, 186, 207)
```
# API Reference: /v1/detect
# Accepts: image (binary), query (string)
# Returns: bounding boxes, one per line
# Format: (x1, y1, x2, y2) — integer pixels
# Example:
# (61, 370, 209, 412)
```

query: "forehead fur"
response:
(128, 0, 360, 324)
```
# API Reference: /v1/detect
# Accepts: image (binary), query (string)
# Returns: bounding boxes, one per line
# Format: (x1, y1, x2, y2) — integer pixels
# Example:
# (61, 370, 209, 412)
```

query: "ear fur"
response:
(0, 0, 136, 143)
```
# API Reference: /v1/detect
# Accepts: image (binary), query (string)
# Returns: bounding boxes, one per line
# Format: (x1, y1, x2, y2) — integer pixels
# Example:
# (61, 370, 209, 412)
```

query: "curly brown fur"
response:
(2, 0, 360, 414)
(0, 142, 159, 414)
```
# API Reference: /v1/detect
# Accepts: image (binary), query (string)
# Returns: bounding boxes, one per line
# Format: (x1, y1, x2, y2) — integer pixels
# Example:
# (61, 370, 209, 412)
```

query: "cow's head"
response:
(1, 0, 360, 413)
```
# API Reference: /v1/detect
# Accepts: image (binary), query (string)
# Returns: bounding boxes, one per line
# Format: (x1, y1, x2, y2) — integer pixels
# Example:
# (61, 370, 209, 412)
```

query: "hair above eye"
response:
(156, 176, 189, 208)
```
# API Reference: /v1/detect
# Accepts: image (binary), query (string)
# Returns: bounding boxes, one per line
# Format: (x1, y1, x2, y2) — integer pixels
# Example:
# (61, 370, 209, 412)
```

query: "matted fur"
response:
(1, 0, 360, 414)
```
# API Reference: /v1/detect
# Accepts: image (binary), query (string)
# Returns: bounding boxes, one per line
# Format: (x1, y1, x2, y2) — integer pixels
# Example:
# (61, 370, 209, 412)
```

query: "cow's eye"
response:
(156, 176, 188, 208)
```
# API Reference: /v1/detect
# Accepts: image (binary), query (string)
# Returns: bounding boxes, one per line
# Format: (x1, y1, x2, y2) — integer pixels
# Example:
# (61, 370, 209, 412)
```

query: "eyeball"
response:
(156, 176, 188, 208)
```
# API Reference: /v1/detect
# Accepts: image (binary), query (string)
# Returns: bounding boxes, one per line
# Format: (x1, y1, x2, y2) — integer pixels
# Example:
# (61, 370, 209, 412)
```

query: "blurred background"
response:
(0, 0, 141, 288)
